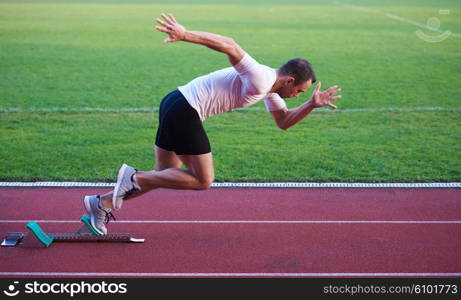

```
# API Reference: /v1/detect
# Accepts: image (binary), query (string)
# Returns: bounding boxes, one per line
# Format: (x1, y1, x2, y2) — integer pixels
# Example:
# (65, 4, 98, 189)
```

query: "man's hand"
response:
(309, 82, 342, 109)
(154, 13, 245, 66)
(155, 13, 186, 43)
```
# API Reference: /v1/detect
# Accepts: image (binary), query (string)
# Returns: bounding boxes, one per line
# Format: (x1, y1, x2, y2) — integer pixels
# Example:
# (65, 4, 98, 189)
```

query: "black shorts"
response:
(155, 89, 211, 155)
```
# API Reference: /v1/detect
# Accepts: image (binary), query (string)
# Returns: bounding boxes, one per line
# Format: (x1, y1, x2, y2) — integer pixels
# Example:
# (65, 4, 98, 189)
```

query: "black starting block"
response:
(1, 214, 144, 247)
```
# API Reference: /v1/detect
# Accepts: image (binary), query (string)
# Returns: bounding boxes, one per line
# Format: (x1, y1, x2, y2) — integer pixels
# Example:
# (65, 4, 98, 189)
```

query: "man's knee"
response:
(197, 175, 214, 190)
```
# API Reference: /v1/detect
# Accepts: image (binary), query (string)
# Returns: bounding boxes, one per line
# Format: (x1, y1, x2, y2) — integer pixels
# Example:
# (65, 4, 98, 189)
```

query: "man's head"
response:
(274, 58, 316, 99)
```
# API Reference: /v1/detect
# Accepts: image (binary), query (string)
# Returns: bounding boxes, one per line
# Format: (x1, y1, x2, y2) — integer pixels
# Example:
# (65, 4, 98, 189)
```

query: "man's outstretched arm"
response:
(155, 13, 245, 65)
(271, 82, 342, 130)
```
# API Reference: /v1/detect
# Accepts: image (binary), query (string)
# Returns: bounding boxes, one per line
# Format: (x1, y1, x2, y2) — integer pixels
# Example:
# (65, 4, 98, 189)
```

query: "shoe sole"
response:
(83, 196, 105, 235)
(112, 163, 128, 211)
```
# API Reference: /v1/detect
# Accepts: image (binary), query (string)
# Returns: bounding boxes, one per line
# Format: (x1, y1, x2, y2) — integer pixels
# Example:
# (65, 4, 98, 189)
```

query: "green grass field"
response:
(1, 0, 460, 182)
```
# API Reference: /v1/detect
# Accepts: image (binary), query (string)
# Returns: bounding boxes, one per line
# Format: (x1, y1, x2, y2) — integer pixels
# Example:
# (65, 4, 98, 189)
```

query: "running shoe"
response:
(112, 163, 140, 210)
(83, 195, 115, 235)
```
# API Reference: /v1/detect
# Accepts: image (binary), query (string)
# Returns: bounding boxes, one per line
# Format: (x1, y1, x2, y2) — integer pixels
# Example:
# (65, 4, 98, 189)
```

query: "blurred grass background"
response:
(0, 0, 460, 182)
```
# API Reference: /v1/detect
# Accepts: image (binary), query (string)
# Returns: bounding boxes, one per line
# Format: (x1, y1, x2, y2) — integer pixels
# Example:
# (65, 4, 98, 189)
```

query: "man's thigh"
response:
(154, 145, 182, 171)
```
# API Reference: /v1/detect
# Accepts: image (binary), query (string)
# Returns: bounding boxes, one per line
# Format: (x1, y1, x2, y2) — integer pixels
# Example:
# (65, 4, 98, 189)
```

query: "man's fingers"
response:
(155, 25, 169, 33)
(327, 86, 341, 95)
(161, 13, 169, 22)
(330, 95, 342, 101)
(327, 103, 337, 109)
(315, 81, 322, 93)
(161, 13, 175, 25)
(156, 18, 168, 28)
(169, 13, 177, 24)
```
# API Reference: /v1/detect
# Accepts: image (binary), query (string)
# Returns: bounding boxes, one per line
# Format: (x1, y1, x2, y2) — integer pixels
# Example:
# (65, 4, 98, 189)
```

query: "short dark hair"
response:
(279, 58, 316, 85)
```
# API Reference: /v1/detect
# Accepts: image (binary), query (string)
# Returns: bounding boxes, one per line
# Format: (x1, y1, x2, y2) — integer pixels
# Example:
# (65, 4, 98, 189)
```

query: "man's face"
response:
(277, 79, 312, 99)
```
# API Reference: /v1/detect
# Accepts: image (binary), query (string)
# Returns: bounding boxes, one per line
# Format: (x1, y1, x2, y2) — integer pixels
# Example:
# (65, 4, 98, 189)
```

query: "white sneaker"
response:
(83, 195, 115, 235)
(112, 163, 140, 210)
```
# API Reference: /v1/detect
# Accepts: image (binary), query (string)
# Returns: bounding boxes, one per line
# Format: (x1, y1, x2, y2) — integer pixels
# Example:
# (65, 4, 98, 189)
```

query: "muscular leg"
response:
(99, 146, 214, 208)
(136, 147, 214, 191)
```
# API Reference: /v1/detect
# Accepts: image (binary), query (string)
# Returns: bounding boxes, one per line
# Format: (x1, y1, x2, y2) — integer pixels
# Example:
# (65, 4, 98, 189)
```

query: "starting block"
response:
(1, 214, 144, 247)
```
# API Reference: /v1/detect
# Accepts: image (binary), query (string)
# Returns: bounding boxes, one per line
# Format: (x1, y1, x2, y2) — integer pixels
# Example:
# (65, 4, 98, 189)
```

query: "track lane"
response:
(0, 187, 460, 220)
(1, 187, 460, 277)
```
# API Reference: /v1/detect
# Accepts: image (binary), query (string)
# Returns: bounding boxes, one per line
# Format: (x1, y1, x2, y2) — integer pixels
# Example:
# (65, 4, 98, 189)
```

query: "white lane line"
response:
(0, 272, 459, 277)
(335, 1, 461, 38)
(0, 107, 161, 113)
(1, 106, 460, 113)
(1, 182, 460, 188)
(1, 220, 460, 224)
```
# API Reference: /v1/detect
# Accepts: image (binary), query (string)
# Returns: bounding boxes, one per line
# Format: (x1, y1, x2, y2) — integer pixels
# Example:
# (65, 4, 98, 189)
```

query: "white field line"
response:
(1, 220, 461, 224)
(0, 272, 459, 277)
(335, 1, 461, 38)
(1, 106, 461, 113)
(1, 182, 460, 188)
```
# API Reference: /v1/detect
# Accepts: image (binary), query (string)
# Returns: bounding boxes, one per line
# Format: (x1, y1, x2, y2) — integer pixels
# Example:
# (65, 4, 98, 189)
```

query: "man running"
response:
(83, 14, 342, 234)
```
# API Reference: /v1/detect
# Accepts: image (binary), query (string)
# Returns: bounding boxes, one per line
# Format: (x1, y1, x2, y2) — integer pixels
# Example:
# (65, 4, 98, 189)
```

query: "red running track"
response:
(0, 187, 460, 277)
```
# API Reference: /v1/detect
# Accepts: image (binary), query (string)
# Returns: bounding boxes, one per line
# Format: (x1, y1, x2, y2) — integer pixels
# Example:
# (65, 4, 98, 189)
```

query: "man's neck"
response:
(270, 69, 282, 93)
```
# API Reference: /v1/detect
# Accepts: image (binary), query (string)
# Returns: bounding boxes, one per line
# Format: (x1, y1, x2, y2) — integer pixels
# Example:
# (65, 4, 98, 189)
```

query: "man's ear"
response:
(285, 76, 295, 86)
(278, 76, 295, 87)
